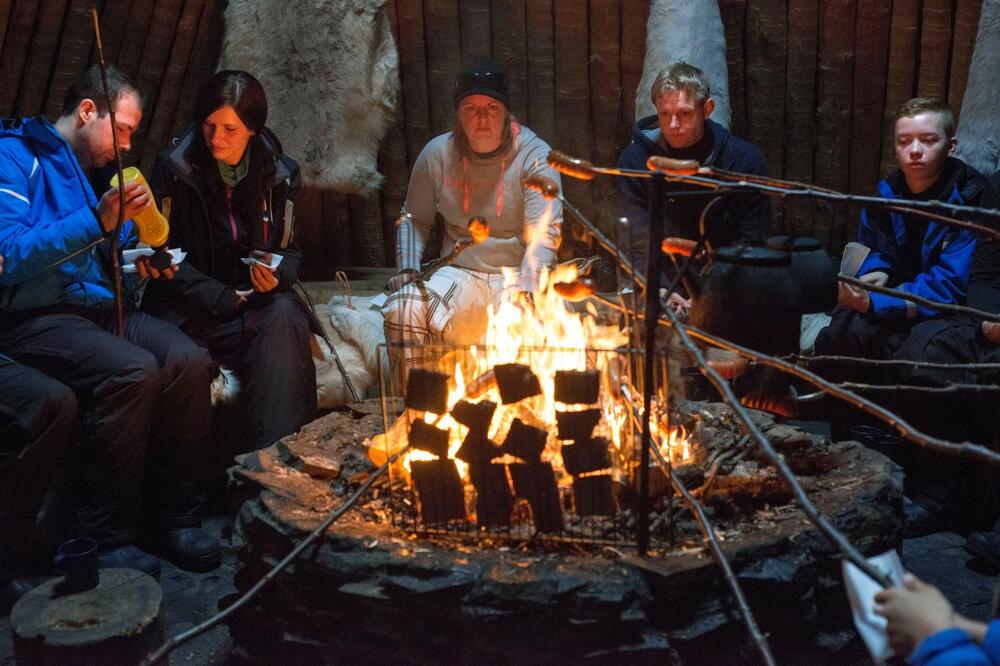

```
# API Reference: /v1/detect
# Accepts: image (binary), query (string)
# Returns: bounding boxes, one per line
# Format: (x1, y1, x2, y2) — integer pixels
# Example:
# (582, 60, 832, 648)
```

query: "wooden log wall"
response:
(0, 0, 986, 279)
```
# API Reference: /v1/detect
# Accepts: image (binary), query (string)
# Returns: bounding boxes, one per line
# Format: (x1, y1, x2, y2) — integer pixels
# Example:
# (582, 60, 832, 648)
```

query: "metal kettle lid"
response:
(714, 245, 790, 266)
(766, 235, 823, 252)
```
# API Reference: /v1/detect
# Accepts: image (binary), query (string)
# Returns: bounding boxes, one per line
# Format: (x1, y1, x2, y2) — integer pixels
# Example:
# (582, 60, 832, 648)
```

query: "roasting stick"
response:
(838, 275, 1000, 322)
(794, 354, 1000, 371)
(618, 385, 776, 666)
(140, 444, 413, 665)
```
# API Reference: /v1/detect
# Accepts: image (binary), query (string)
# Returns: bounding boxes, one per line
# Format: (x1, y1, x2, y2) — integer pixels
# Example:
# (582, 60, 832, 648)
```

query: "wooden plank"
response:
(116, 0, 156, 81)
(589, 0, 621, 237)
(814, 0, 856, 249)
(17, 0, 69, 117)
(93, 0, 133, 66)
(459, 0, 491, 64)
(948, 0, 983, 120)
(296, 186, 329, 280)
(619, 0, 649, 133)
(525, 0, 554, 140)
(396, 0, 431, 169)
(879, 0, 919, 177)
(0, 0, 15, 50)
(323, 189, 354, 269)
(554, 0, 592, 260)
(130, 0, 184, 163)
(424, 0, 461, 135)
(718, 0, 748, 137)
(379, 0, 409, 265)
(0, 0, 41, 116)
(784, 0, 818, 237)
(44, 0, 95, 120)
(349, 192, 386, 268)
(490, 0, 527, 120)
(916, 0, 952, 100)
(139, 0, 205, 173)
(169, 0, 222, 139)
(745, 0, 787, 184)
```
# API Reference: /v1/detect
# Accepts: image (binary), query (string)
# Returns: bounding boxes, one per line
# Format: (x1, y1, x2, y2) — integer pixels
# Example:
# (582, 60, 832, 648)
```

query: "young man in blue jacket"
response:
(615, 62, 771, 313)
(0, 66, 220, 576)
(814, 98, 988, 362)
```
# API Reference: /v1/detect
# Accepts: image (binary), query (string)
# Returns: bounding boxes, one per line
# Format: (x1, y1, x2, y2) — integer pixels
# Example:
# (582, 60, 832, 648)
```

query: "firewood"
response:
(469, 463, 513, 528)
(501, 418, 548, 463)
(117, 0, 156, 82)
(405, 368, 450, 414)
(43, 0, 95, 120)
(573, 474, 614, 516)
(16, 0, 68, 117)
(299, 455, 342, 480)
(509, 462, 563, 533)
(948, 0, 983, 118)
(560, 437, 611, 475)
(555, 408, 600, 441)
(424, 0, 461, 135)
(450, 399, 497, 435)
(493, 363, 541, 403)
(492, 0, 528, 120)
(411, 459, 466, 524)
(554, 369, 600, 405)
(917, 0, 951, 100)
(0, 1, 40, 116)
(879, 0, 919, 178)
(409, 420, 450, 458)
(526, 0, 555, 141)
(455, 433, 501, 465)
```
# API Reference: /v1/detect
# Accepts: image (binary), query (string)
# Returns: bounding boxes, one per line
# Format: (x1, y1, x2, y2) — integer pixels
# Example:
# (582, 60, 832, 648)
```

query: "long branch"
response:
(794, 354, 1000, 371)
(838, 275, 1000, 322)
(658, 307, 892, 586)
(837, 381, 1000, 394)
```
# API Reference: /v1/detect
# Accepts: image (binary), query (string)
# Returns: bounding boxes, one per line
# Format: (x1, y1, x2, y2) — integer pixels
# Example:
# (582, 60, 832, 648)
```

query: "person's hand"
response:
(235, 288, 254, 306)
(98, 181, 151, 233)
(859, 271, 890, 287)
(838, 281, 870, 313)
(660, 289, 691, 315)
(874, 573, 956, 655)
(981, 320, 1000, 345)
(134, 255, 177, 280)
(386, 269, 419, 292)
(250, 263, 279, 293)
(0, 253, 4, 276)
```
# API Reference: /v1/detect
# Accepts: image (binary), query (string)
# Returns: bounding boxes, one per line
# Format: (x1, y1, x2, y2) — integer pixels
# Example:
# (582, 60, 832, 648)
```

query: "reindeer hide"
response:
(634, 0, 731, 127)
(955, 0, 1000, 176)
(312, 295, 388, 408)
(222, 0, 399, 194)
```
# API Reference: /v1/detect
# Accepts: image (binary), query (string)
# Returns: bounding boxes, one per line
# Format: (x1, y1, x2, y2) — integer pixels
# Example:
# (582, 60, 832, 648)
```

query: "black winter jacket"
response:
(144, 126, 303, 318)
(616, 116, 772, 279)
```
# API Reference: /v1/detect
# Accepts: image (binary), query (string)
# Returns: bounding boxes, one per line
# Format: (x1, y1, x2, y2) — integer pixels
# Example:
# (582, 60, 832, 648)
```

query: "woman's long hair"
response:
(193, 70, 277, 249)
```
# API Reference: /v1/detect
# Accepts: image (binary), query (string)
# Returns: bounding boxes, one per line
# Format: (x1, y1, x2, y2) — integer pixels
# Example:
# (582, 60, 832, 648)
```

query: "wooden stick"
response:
(879, 0, 918, 177)
(839, 274, 1000, 322)
(16, 0, 69, 116)
(796, 354, 1000, 371)
(836, 381, 1000, 394)
(917, 0, 951, 99)
(784, 0, 819, 237)
(44, 0, 96, 120)
(0, 1, 40, 116)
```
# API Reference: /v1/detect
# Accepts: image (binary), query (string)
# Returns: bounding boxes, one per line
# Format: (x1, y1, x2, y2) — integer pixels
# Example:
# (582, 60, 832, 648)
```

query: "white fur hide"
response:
(312, 295, 388, 408)
(955, 0, 1000, 176)
(634, 0, 731, 127)
(221, 0, 399, 194)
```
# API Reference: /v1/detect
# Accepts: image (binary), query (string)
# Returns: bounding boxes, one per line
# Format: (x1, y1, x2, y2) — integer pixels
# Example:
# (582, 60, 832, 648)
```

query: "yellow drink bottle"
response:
(109, 167, 169, 248)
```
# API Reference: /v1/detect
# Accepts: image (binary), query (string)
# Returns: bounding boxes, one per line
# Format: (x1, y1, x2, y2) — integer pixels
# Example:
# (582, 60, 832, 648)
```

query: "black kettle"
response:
(766, 235, 838, 313)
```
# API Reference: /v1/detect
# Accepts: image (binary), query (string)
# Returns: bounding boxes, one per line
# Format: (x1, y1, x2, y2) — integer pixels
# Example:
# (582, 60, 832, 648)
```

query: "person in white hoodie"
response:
(382, 56, 562, 370)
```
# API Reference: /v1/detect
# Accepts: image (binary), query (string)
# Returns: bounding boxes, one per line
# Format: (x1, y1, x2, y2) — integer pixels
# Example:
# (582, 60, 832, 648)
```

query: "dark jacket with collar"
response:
(143, 126, 302, 319)
(856, 157, 990, 319)
(615, 116, 772, 279)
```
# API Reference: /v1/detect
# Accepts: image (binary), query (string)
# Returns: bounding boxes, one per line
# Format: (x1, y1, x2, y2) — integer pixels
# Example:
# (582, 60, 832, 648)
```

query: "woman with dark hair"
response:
(144, 70, 316, 450)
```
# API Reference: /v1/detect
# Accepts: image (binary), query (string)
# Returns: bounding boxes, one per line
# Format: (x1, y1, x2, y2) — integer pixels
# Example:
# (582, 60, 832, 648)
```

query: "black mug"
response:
(53, 538, 99, 593)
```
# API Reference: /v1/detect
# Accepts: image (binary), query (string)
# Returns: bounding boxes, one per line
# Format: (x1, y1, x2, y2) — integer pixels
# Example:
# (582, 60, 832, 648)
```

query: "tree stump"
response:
(11, 568, 162, 665)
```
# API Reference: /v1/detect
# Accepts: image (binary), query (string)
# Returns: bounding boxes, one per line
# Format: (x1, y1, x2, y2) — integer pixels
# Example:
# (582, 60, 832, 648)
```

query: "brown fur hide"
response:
(221, 0, 399, 194)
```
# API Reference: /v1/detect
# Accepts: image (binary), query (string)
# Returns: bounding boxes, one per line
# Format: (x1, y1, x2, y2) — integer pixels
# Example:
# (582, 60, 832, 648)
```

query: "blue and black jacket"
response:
(856, 157, 990, 319)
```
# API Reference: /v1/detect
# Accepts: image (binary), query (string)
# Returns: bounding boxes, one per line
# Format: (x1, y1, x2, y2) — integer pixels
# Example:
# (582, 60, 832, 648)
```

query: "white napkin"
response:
(241, 251, 283, 269)
(840, 241, 872, 277)
(842, 550, 906, 663)
(122, 248, 186, 274)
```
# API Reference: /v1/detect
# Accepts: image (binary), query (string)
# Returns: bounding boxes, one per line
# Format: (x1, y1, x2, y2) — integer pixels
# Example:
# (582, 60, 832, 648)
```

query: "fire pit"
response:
(228, 400, 902, 662)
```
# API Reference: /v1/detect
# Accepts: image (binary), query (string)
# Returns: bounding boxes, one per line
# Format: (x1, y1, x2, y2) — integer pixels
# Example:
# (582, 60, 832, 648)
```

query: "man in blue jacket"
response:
(815, 98, 987, 363)
(616, 62, 771, 313)
(0, 66, 220, 576)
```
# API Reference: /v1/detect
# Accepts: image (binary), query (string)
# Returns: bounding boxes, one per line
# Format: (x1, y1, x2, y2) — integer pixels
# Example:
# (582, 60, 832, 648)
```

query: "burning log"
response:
(554, 369, 600, 405)
(404, 368, 450, 414)
(469, 463, 513, 528)
(509, 462, 563, 533)
(411, 459, 465, 525)
(494, 363, 542, 404)
(408, 420, 450, 458)
(500, 418, 549, 463)
(573, 474, 614, 516)
(455, 433, 501, 465)
(555, 408, 600, 440)
(561, 437, 612, 476)
(450, 399, 497, 435)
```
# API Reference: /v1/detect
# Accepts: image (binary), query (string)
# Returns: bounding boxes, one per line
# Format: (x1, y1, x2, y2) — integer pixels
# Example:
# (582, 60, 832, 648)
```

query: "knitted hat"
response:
(454, 56, 509, 108)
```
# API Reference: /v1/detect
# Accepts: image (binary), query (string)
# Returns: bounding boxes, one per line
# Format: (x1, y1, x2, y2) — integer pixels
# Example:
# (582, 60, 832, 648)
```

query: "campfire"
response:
(370, 263, 696, 543)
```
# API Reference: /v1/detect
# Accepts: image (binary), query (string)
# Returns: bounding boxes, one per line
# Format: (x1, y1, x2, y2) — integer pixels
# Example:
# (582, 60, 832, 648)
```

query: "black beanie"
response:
(454, 56, 509, 108)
